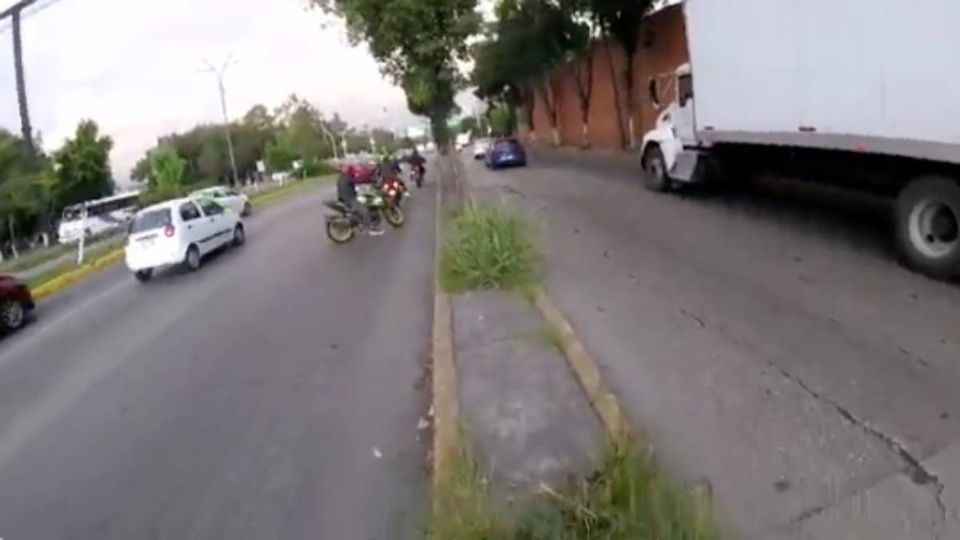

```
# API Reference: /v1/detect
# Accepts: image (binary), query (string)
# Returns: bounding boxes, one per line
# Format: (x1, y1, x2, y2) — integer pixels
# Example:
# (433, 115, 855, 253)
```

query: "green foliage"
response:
(140, 146, 188, 205)
(0, 124, 112, 252)
(265, 140, 297, 172)
(459, 116, 479, 135)
(429, 440, 722, 540)
(310, 0, 480, 147)
(132, 96, 356, 188)
(586, 0, 655, 59)
(488, 104, 517, 137)
(52, 120, 115, 212)
(472, 0, 590, 131)
(429, 444, 515, 540)
(439, 203, 540, 292)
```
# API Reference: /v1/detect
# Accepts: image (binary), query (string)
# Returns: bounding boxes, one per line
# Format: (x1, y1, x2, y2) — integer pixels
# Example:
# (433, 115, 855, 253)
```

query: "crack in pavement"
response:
(678, 307, 707, 329)
(767, 359, 948, 536)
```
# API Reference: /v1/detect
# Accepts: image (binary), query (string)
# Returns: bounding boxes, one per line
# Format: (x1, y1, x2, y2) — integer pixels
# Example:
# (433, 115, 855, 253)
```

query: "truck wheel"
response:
(896, 176, 960, 279)
(642, 146, 672, 193)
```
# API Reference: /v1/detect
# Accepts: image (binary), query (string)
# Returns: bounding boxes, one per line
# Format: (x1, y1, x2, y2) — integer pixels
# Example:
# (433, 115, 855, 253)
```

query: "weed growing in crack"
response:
(439, 203, 540, 292)
(428, 440, 722, 539)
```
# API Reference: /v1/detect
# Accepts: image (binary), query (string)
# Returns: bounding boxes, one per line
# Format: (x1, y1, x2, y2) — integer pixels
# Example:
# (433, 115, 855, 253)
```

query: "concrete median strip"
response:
(427, 156, 723, 538)
(532, 285, 631, 442)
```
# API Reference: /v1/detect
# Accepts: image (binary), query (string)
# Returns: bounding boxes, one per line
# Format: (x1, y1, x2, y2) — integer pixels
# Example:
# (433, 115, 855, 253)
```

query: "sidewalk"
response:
(460, 148, 960, 539)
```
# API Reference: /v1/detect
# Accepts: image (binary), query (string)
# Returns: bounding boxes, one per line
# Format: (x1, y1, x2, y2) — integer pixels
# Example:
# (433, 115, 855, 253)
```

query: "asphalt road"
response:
(464, 150, 960, 539)
(0, 182, 435, 539)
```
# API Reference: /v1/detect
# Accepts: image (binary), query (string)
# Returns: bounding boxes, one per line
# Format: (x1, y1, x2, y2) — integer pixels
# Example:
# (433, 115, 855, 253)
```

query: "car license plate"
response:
(139, 238, 155, 248)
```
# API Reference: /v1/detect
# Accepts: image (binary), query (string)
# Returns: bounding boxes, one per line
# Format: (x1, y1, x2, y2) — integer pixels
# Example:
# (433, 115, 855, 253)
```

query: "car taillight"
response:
(164, 224, 176, 237)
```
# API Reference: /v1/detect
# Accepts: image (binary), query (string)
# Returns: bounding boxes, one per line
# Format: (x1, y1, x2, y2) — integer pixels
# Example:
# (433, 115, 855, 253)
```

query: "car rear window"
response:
(495, 140, 520, 150)
(131, 209, 172, 234)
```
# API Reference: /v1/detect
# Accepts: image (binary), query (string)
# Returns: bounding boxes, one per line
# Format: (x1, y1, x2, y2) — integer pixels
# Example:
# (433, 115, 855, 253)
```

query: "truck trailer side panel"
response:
(684, 0, 960, 163)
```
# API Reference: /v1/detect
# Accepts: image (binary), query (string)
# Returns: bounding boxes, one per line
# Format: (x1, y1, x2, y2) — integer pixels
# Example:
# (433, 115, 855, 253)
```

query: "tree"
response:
(488, 103, 517, 137)
(52, 120, 115, 213)
(242, 104, 275, 133)
(310, 0, 480, 149)
(0, 170, 51, 257)
(472, 0, 588, 145)
(140, 145, 188, 205)
(562, 0, 598, 147)
(586, 0, 657, 148)
(459, 116, 478, 136)
(265, 140, 296, 172)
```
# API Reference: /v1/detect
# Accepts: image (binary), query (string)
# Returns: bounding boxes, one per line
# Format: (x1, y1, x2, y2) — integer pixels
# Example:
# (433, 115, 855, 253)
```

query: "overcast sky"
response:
(0, 0, 481, 185)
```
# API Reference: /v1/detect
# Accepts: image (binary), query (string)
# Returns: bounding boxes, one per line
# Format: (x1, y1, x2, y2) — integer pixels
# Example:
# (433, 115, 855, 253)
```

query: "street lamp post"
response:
(200, 54, 240, 186)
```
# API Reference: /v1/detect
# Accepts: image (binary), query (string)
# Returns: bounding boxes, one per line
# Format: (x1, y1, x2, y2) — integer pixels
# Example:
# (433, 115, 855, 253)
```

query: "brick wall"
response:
(525, 4, 689, 150)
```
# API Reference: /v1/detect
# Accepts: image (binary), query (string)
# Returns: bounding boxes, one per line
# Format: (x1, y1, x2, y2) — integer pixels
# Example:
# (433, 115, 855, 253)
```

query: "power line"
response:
(0, 0, 66, 34)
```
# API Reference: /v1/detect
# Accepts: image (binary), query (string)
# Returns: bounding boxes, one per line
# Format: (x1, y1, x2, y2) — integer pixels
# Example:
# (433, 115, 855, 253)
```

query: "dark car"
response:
(485, 138, 527, 169)
(0, 275, 34, 332)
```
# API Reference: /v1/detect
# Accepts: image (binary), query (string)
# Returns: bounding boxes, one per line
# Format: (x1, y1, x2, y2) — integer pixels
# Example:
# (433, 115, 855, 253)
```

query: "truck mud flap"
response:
(669, 149, 702, 182)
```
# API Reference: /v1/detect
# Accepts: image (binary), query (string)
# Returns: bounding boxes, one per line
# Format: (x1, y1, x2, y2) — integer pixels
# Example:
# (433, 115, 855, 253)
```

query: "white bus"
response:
(58, 191, 142, 243)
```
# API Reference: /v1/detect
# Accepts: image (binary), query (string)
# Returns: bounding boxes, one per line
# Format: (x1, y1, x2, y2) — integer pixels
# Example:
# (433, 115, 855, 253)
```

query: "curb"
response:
(32, 249, 125, 302)
(431, 177, 460, 498)
(532, 285, 631, 442)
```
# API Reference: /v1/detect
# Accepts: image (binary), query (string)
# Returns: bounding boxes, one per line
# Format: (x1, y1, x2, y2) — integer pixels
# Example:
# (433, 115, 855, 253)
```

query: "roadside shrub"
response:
(429, 441, 722, 540)
(439, 203, 539, 292)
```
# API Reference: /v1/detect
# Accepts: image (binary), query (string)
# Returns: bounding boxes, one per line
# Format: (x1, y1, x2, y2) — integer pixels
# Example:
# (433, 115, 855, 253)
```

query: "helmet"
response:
(341, 162, 373, 183)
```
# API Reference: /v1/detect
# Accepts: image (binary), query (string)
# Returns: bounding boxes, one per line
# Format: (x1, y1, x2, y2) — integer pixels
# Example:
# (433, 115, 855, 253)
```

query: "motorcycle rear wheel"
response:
(326, 218, 355, 243)
(384, 206, 405, 228)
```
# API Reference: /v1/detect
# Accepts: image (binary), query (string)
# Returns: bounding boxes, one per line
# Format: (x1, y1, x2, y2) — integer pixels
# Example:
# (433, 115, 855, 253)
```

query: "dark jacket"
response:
(337, 173, 357, 203)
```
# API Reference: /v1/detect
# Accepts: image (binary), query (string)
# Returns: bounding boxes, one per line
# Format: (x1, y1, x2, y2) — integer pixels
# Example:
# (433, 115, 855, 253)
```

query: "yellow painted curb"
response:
(32, 249, 125, 302)
(532, 285, 631, 442)
(431, 167, 460, 501)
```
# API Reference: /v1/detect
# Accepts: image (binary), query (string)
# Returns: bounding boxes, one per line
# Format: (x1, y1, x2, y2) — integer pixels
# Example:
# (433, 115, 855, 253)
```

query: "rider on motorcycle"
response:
(376, 150, 402, 180)
(337, 163, 382, 236)
(407, 148, 426, 180)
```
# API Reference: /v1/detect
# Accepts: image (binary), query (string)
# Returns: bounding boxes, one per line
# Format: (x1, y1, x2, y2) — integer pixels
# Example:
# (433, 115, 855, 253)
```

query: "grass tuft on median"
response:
(439, 203, 539, 292)
(429, 440, 722, 540)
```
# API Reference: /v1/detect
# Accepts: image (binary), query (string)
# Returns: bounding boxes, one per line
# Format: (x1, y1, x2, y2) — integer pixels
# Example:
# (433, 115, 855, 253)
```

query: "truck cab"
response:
(640, 64, 704, 191)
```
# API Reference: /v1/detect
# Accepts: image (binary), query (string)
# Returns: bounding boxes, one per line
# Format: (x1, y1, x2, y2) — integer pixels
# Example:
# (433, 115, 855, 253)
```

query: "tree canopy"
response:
(472, 0, 590, 142)
(53, 120, 115, 208)
(131, 95, 402, 188)
(471, 0, 657, 146)
(0, 120, 115, 254)
(309, 0, 480, 148)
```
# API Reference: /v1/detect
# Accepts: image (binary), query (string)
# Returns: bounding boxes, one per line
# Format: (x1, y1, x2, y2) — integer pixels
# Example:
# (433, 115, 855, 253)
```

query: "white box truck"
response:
(640, 0, 960, 279)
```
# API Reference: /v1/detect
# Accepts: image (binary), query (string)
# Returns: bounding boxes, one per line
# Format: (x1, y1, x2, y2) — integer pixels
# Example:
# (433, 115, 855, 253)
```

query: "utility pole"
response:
(2, 0, 41, 157)
(200, 54, 240, 186)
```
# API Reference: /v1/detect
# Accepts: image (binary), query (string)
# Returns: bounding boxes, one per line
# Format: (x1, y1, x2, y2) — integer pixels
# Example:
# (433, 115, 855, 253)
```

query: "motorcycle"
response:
(380, 175, 408, 209)
(411, 164, 425, 188)
(324, 186, 404, 244)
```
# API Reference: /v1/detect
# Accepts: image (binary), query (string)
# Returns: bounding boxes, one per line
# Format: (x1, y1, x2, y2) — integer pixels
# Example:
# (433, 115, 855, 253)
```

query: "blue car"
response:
(485, 138, 527, 169)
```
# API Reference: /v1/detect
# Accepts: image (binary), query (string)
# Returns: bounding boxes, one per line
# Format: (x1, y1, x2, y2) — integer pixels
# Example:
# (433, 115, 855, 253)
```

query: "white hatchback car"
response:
(125, 197, 245, 282)
(190, 186, 252, 216)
